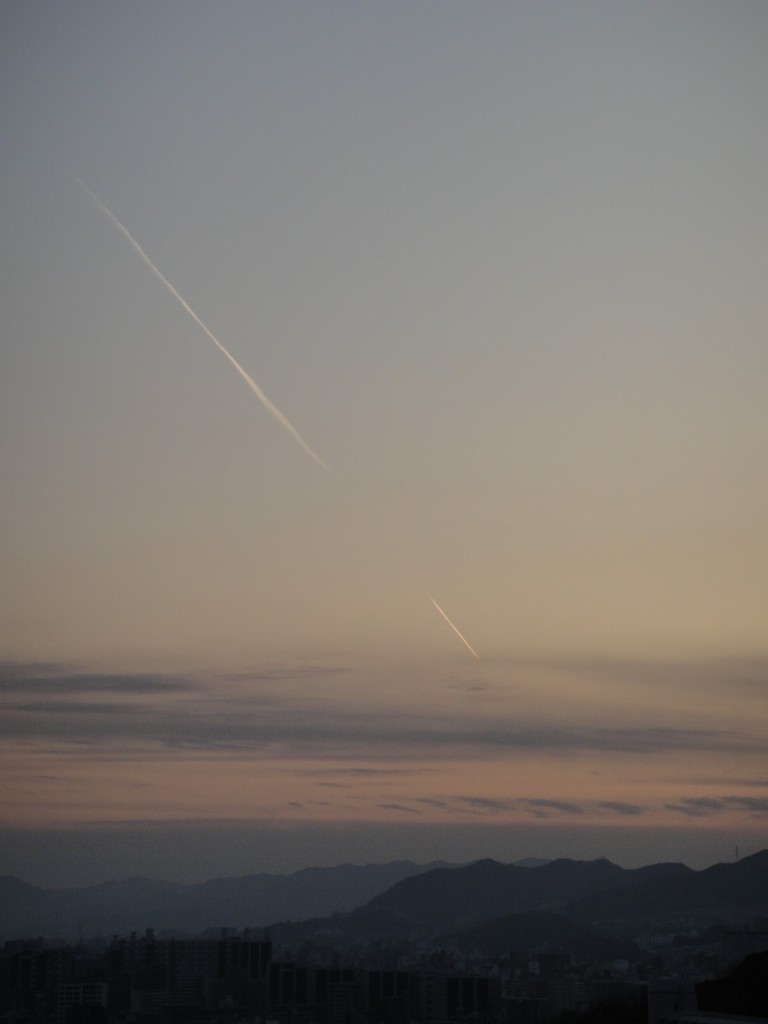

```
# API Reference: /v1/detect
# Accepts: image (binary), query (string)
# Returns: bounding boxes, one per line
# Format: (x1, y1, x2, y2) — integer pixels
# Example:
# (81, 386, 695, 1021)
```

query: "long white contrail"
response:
(76, 179, 327, 469)
(430, 597, 480, 659)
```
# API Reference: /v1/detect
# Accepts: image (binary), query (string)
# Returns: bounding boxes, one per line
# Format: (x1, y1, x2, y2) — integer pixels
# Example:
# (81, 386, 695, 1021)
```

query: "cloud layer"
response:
(2, 656, 766, 836)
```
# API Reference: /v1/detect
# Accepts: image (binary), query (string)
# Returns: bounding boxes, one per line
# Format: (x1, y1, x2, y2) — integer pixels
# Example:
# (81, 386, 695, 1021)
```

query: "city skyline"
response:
(1, 1, 767, 886)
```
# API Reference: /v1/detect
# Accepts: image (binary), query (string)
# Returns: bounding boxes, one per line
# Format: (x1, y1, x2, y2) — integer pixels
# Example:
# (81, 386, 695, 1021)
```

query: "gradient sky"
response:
(1, 1, 767, 887)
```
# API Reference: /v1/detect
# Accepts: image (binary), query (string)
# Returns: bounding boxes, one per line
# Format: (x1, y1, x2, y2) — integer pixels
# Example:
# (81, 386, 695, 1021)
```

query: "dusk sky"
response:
(2, 1, 767, 887)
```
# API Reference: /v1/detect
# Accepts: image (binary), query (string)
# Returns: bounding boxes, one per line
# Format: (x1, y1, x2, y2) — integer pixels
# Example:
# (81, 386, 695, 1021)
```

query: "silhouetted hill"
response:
(268, 855, 761, 947)
(5, 853, 764, 944)
(357, 857, 689, 932)
(0, 875, 187, 939)
(439, 910, 641, 960)
(0, 861, 446, 939)
(568, 849, 768, 924)
(0, 876, 58, 929)
(697, 950, 768, 1017)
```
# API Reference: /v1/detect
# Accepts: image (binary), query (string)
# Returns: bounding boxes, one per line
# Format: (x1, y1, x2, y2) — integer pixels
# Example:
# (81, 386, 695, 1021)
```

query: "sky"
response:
(1, 1, 767, 888)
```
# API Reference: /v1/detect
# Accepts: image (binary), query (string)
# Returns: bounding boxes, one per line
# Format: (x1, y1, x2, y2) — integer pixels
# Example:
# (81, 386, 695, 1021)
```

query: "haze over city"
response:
(1, 1, 767, 887)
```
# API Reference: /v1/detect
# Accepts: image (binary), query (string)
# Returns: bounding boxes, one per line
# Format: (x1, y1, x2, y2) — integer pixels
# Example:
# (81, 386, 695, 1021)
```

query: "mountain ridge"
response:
(268, 851, 767, 947)
(3, 852, 765, 944)
(0, 860, 454, 939)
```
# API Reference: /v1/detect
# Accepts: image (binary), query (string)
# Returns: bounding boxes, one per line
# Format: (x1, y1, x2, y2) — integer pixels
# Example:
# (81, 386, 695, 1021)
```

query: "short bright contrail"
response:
(430, 597, 480, 659)
(76, 179, 327, 469)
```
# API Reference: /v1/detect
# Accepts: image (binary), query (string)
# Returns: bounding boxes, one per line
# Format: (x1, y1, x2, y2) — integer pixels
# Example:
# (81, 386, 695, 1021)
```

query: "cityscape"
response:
(2, 852, 767, 1024)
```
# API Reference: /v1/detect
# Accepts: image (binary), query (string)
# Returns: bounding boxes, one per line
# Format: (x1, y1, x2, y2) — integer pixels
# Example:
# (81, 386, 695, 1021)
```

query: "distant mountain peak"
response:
(4, 852, 766, 945)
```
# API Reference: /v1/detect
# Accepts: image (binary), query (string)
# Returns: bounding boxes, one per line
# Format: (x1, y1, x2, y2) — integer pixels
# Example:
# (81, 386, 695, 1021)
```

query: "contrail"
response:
(430, 597, 480, 659)
(76, 179, 327, 469)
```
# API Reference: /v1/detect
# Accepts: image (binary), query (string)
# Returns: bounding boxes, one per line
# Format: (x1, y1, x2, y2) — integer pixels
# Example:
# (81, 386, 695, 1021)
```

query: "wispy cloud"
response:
(665, 797, 724, 818)
(415, 797, 455, 812)
(378, 803, 422, 815)
(456, 796, 515, 813)
(594, 801, 645, 817)
(1, 665, 765, 761)
(0, 671, 198, 696)
(410, 795, 648, 820)
(4, 701, 148, 716)
(522, 798, 585, 818)
(313, 768, 429, 778)
(219, 666, 351, 683)
(665, 795, 768, 818)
